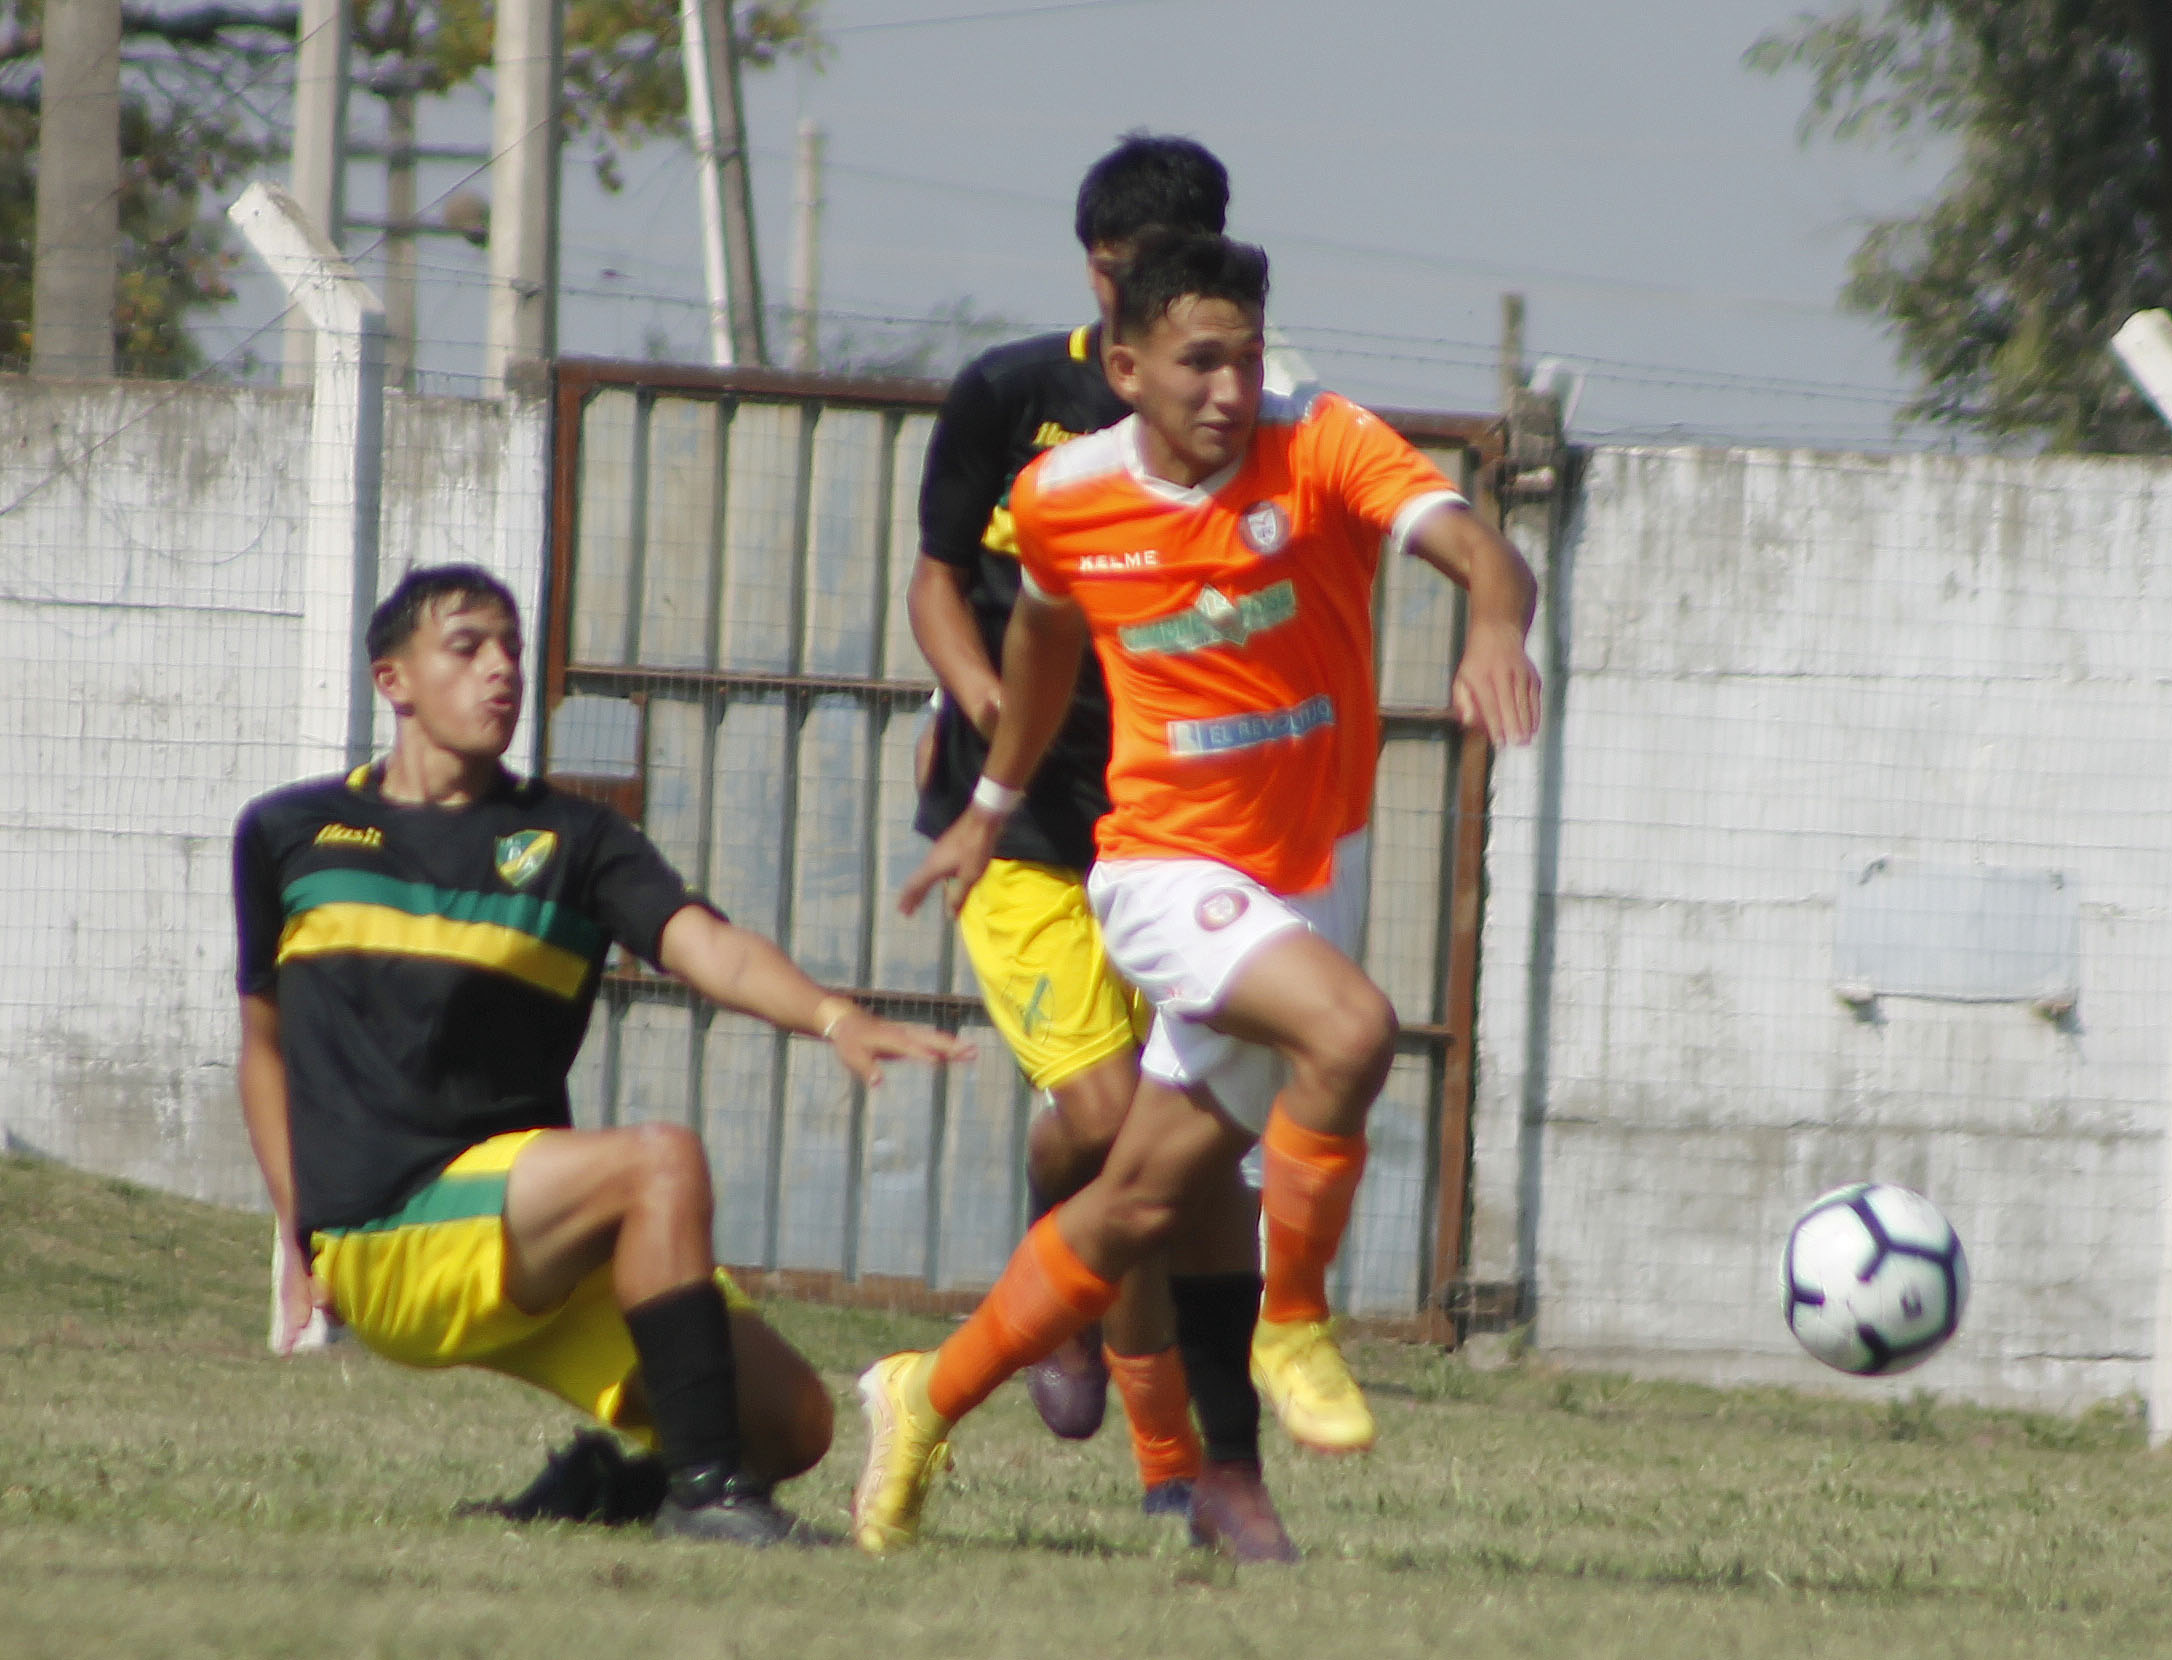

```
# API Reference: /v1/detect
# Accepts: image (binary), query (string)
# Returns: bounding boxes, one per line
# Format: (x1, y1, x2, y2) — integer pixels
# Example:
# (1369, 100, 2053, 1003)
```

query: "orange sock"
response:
(1105, 1345, 1203, 1489)
(1259, 1108, 1367, 1324)
(927, 1214, 1119, 1422)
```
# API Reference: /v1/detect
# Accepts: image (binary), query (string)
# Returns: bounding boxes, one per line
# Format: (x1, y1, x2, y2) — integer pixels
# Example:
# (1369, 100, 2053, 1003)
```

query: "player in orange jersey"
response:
(855, 231, 1540, 1561)
(908, 133, 1235, 1505)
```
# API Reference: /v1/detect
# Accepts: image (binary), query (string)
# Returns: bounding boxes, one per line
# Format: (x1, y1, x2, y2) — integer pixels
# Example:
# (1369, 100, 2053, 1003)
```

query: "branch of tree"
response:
(2132, 0, 2172, 261)
(123, 4, 298, 45)
(2, 4, 297, 64)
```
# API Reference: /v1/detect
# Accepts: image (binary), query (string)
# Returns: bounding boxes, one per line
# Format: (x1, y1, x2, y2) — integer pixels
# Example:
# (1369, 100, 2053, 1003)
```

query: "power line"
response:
(828, 0, 1199, 35)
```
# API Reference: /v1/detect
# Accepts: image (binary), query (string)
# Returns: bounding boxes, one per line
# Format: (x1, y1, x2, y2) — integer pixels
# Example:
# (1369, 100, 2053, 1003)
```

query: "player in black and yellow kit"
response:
(908, 134, 1261, 1515)
(237, 564, 967, 1544)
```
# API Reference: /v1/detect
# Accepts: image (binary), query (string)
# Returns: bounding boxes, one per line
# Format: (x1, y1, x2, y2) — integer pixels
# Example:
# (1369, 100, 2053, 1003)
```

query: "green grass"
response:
(4, 1152, 2170, 1658)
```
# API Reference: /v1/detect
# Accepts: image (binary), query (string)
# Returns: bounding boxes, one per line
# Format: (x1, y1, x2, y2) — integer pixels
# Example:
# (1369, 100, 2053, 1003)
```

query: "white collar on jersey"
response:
(1119, 415, 1246, 506)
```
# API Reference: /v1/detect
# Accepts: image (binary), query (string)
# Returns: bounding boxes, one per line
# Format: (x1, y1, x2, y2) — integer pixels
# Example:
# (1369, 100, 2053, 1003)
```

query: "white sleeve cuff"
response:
(1019, 567, 1063, 606)
(1387, 489, 1467, 560)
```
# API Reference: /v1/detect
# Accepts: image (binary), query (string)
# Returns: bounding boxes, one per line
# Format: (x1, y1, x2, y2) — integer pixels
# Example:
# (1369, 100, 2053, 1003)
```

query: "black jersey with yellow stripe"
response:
(915, 324, 1129, 867)
(233, 764, 702, 1235)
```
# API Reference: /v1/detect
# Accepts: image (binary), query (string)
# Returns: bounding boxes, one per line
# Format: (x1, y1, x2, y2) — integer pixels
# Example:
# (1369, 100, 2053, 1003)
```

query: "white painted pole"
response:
(2112, 311, 2172, 430)
(788, 119, 824, 370)
(2115, 305, 2172, 1448)
(681, 0, 735, 366)
(285, 0, 349, 388)
(2153, 1091, 2172, 1447)
(485, 0, 561, 393)
(229, 182, 387, 777)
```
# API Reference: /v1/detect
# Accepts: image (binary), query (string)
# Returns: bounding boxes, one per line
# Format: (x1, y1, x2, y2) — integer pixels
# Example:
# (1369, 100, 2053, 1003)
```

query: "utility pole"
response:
(484, 0, 562, 392)
(1497, 291, 1526, 415)
(285, 0, 349, 387)
(681, 0, 767, 367)
(383, 89, 421, 390)
(788, 118, 824, 371)
(31, 0, 121, 378)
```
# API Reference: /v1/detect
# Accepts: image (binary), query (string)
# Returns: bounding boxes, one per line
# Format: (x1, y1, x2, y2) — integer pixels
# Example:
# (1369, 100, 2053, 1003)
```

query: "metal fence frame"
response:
(543, 356, 1511, 1341)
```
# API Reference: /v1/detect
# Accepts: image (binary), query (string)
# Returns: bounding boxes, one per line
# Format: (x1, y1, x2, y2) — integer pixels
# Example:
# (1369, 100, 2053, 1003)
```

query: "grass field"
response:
(5, 1153, 2171, 1659)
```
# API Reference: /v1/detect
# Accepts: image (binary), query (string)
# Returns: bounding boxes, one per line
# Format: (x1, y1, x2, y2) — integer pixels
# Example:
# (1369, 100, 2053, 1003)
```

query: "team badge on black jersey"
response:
(495, 830, 559, 889)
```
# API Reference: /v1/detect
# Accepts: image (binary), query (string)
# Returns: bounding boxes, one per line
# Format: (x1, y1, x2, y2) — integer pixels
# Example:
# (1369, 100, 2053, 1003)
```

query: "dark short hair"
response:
(1111, 230, 1270, 343)
(365, 563, 520, 660)
(1074, 131, 1229, 250)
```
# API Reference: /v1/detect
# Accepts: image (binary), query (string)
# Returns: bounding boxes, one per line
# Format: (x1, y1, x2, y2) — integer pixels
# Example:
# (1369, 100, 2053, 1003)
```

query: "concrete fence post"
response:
(228, 181, 387, 778)
(2152, 1092, 2172, 1447)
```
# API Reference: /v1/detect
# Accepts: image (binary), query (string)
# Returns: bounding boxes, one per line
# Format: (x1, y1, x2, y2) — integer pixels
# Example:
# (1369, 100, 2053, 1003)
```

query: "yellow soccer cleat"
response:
(1250, 1317, 1377, 1453)
(851, 1351, 954, 1554)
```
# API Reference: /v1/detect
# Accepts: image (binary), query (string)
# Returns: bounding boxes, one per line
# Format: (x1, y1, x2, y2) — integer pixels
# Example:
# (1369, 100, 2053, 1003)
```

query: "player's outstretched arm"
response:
(899, 591, 1089, 916)
(1405, 504, 1542, 746)
(656, 906, 973, 1086)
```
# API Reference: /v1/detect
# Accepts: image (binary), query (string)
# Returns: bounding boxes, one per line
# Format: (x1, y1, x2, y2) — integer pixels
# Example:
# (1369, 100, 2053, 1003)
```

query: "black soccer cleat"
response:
(1139, 1477, 1194, 1518)
(652, 1463, 795, 1547)
(457, 1429, 668, 1526)
(1024, 1324, 1108, 1441)
(1186, 1458, 1300, 1564)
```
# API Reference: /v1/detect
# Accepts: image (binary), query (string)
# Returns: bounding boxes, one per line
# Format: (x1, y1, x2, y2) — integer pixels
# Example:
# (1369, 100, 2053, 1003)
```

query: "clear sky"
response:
(215, 0, 1963, 450)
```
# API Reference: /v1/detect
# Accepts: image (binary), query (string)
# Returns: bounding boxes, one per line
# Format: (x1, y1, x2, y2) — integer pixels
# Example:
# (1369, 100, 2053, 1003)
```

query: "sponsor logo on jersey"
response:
(494, 829, 560, 890)
(1165, 694, 1336, 758)
(1196, 890, 1250, 931)
(314, 823, 384, 850)
(1119, 580, 1297, 656)
(1032, 421, 1083, 449)
(1080, 549, 1160, 573)
(1239, 500, 1290, 555)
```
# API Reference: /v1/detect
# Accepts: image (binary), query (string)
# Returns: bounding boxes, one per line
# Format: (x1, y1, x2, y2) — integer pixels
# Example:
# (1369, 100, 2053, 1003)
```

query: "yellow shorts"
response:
(957, 859, 1150, 1092)
(311, 1128, 754, 1450)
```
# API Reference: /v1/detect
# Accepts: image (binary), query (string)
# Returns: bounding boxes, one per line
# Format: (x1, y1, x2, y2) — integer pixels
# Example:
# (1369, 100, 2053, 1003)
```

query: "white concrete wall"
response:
(1474, 445, 2172, 1410)
(0, 376, 549, 1204)
(8, 379, 2168, 1407)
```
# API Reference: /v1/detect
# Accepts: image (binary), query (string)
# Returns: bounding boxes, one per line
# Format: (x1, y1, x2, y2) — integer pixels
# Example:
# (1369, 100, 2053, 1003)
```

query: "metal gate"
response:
(543, 357, 1505, 1332)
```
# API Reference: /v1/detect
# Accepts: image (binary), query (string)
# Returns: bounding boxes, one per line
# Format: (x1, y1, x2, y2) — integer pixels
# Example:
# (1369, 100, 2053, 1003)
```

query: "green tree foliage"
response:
(0, 2, 277, 374)
(349, 0, 822, 189)
(0, 0, 822, 377)
(1750, 2, 2172, 451)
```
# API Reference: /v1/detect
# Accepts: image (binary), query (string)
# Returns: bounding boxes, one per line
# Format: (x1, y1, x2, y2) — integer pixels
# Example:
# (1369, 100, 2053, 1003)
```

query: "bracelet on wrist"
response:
(971, 775, 1025, 817)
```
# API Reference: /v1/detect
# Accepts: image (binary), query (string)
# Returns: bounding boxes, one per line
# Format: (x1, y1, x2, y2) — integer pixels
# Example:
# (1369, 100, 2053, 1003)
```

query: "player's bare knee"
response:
(1299, 985, 1397, 1104)
(624, 1123, 712, 1214)
(1103, 1186, 1183, 1255)
(751, 1373, 833, 1481)
(783, 1372, 835, 1475)
(1096, 1154, 1189, 1254)
(1050, 1062, 1136, 1159)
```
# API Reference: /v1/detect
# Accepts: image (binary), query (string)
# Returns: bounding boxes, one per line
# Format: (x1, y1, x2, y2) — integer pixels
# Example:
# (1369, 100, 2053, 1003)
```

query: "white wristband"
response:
(971, 776, 1025, 817)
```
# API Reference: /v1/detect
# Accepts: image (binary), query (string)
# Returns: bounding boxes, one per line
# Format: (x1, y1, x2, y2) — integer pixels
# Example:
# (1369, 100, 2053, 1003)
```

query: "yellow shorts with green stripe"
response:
(957, 859, 1150, 1092)
(310, 1129, 754, 1450)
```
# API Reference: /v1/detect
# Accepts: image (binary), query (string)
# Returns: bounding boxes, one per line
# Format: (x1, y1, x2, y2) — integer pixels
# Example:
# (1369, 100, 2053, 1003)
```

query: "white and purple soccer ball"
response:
(1780, 1183, 1969, 1376)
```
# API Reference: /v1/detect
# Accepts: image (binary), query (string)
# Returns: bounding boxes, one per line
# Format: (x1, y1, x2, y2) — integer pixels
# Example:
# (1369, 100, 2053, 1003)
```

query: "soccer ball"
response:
(1780, 1183, 1969, 1376)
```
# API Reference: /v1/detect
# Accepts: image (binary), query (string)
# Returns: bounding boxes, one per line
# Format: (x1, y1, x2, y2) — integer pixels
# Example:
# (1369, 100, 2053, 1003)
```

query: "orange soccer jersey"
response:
(1011, 389, 1466, 895)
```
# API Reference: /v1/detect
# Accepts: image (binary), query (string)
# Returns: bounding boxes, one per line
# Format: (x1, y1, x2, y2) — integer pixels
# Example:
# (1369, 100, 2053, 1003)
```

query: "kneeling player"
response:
(236, 564, 967, 1543)
(858, 233, 1540, 1560)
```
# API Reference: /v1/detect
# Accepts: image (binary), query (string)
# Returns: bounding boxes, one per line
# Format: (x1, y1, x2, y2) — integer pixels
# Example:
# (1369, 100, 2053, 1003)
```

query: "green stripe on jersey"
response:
(280, 868, 605, 958)
(318, 1171, 510, 1236)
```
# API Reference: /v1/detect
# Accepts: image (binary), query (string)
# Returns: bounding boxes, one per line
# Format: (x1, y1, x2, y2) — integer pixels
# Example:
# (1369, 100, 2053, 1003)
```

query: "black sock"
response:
(623, 1280, 742, 1479)
(1170, 1272, 1263, 1466)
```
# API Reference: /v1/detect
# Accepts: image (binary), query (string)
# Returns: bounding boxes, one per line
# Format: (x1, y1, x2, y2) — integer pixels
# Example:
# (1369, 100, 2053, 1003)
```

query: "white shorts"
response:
(1086, 830, 1370, 1134)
